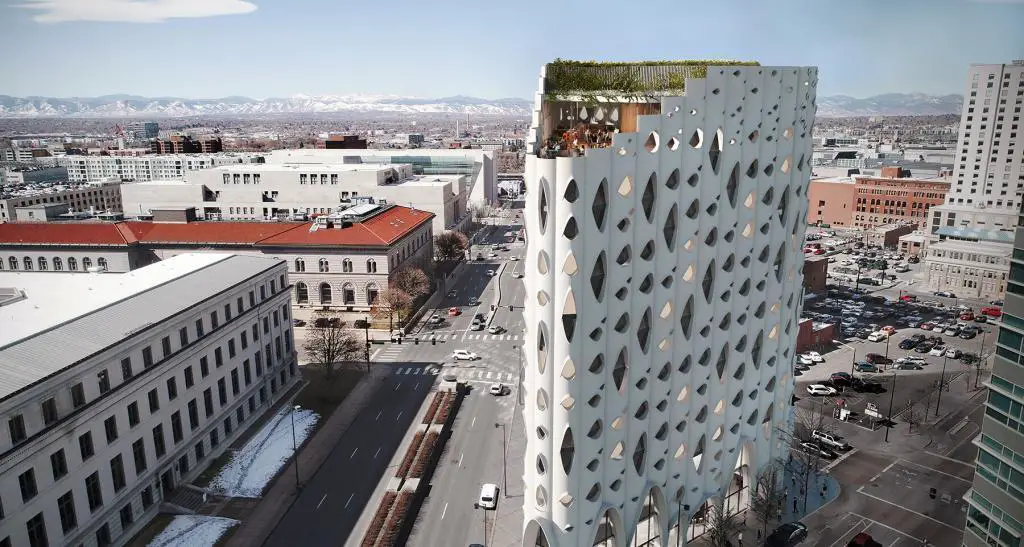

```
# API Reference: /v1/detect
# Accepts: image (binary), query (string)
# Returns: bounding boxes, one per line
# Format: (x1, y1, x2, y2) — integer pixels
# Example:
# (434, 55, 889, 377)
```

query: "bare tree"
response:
(302, 313, 363, 378)
(751, 462, 787, 538)
(704, 499, 743, 547)
(392, 267, 431, 299)
(904, 404, 924, 433)
(374, 288, 413, 331)
(434, 231, 469, 261)
(782, 406, 831, 514)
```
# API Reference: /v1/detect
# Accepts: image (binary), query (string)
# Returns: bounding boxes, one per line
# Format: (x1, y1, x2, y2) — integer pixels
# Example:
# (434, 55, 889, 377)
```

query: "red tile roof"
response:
(257, 206, 434, 247)
(0, 206, 434, 249)
(0, 223, 132, 246)
(122, 221, 306, 245)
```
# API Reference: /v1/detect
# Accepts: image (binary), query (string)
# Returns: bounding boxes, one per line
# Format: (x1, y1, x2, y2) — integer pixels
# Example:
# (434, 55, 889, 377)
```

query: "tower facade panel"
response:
(522, 63, 817, 546)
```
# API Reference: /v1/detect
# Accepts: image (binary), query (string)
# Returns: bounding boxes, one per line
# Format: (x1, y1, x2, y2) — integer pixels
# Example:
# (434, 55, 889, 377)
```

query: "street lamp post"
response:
(832, 340, 856, 377)
(935, 354, 949, 417)
(495, 422, 507, 497)
(883, 334, 891, 371)
(290, 404, 302, 490)
(977, 327, 989, 389)
(363, 316, 371, 372)
(884, 370, 898, 443)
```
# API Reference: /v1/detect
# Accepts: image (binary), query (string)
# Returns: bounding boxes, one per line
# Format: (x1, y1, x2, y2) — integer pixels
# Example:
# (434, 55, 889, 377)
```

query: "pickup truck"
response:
(812, 429, 850, 451)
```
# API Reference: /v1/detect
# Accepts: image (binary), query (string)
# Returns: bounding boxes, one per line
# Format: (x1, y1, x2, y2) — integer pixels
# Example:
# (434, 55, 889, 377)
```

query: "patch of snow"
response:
(148, 515, 239, 547)
(208, 407, 319, 498)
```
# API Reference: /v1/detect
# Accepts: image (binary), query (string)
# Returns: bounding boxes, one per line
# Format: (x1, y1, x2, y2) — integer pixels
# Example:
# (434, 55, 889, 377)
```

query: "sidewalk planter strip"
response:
(360, 491, 397, 547)
(410, 431, 440, 479)
(377, 491, 414, 547)
(422, 392, 444, 425)
(396, 432, 425, 479)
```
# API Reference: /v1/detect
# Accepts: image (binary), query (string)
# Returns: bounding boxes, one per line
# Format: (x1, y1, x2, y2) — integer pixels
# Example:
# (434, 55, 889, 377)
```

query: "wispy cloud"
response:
(14, 0, 258, 23)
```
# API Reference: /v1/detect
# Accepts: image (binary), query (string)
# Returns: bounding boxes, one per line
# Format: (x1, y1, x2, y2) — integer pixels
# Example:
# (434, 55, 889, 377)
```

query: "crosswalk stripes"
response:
(393, 366, 515, 383)
(413, 333, 521, 341)
(373, 346, 405, 362)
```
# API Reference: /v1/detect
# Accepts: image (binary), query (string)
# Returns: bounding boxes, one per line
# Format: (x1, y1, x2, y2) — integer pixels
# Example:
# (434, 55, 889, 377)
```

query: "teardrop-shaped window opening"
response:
(663, 204, 677, 248)
(641, 173, 656, 221)
(715, 343, 730, 380)
(657, 363, 670, 381)
(686, 199, 700, 219)
(666, 169, 680, 190)
(559, 428, 575, 474)
(564, 178, 579, 203)
(640, 240, 655, 261)
(705, 228, 718, 246)
(644, 131, 659, 153)
(763, 163, 774, 177)
(781, 156, 792, 174)
(762, 187, 774, 205)
(636, 308, 652, 352)
(615, 287, 628, 300)
(687, 173, 699, 187)
(639, 274, 653, 294)
(563, 217, 579, 239)
(589, 354, 604, 374)
(701, 260, 716, 302)
(655, 423, 668, 441)
(689, 128, 703, 149)
(616, 245, 631, 266)
(561, 290, 577, 342)
(618, 175, 633, 197)
(588, 327, 602, 341)
(632, 433, 647, 474)
(592, 178, 608, 231)
(709, 129, 723, 175)
(538, 178, 550, 234)
(614, 313, 629, 333)
(590, 251, 606, 300)
(617, 217, 630, 232)
(612, 349, 628, 392)
(746, 159, 759, 178)
(726, 162, 739, 207)
(680, 296, 694, 339)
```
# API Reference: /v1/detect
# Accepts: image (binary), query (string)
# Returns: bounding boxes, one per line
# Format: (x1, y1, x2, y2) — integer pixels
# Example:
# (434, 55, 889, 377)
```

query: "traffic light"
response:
(509, 305, 514, 312)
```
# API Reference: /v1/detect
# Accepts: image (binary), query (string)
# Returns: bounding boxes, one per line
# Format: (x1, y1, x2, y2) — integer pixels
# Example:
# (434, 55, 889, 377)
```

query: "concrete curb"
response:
(486, 262, 508, 328)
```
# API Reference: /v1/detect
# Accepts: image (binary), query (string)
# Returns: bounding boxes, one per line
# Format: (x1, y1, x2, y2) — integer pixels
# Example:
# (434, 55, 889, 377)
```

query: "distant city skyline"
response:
(1, 0, 1022, 100)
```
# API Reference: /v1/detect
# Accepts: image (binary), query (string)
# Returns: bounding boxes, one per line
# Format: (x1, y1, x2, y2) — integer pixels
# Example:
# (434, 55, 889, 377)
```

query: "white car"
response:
(946, 348, 962, 359)
(428, 314, 444, 325)
(797, 355, 813, 366)
(896, 356, 926, 365)
(867, 331, 887, 342)
(806, 384, 837, 396)
(804, 352, 824, 363)
(468, 297, 479, 306)
(488, 325, 505, 334)
(486, 269, 495, 277)
(453, 350, 479, 361)
(929, 346, 946, 357)
(489, 253, 499, 259)
(512, 272, 524, 279)
(510, 256, 519, 261)
(479, 483, 498, 509)
(489, 383, 505, 395)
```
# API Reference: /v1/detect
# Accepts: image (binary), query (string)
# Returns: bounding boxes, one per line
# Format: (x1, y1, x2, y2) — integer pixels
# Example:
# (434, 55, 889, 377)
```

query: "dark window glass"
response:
(18, 468, 38, 502)
(132, 440, 147, 474)
(110, 455, 125, 492)
(127, 402, 140, 427)
(104, 416, 118, 444)
(79, 432, 94, 460)
(57, 491, 77, 533)
(26, 512, 47, 547)
(50, 449, 67, 480)
(85, 472, 103, 511)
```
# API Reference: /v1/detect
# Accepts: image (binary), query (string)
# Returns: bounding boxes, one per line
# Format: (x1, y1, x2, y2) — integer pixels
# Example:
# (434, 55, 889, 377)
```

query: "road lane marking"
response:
(371, 348, 382, 360)
(459, 453, 464, 467)
(925, 449, 976, 466)
(854, 487, 962, 532)
(396, 410, 403, 421)
(414, 382, 420, 390)
(375, 410, 382, 420)
(350, 448, 359, 458)
(471, 417, 476, 428)
(394, 382, 401, 390)
(880, 460, 898, 473)
(344, 493, 354, 508)
(900, 459, 973, 483)
(316, 494, 327, 511)
(441, 502, 448, 520)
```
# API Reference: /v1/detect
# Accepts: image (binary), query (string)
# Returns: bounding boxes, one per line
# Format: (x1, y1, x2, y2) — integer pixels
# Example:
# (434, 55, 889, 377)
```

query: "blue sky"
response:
(1, 0, 1022, 99)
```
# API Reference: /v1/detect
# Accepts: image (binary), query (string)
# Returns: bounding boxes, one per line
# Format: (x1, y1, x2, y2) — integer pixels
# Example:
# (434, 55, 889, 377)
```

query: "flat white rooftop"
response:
(0, 253, 282, 400)
(211, 163, 396, 173)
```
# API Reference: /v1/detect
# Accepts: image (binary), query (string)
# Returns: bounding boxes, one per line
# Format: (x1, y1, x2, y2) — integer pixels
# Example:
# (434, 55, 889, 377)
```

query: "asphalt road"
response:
(264, 368, 433, 547)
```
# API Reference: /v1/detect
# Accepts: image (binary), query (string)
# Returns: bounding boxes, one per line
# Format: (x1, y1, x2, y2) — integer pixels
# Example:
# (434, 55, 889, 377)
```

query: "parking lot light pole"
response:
(495, 422, 507, 497)
(290, 404, 302, 490)
(832, 340, 856, 377)
(883, 335, 891, 370)
(935, 354, 949, 417)
(884, 370, 898, 442)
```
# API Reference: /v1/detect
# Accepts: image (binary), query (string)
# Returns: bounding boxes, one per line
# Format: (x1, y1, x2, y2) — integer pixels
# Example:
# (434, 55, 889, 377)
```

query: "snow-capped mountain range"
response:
(0, 94, 534, 118)
(0, 93, 963, 118)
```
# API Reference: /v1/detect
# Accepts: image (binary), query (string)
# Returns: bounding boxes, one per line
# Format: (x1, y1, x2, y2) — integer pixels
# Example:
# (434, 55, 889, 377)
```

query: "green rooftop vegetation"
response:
(544, 59, 760, 100)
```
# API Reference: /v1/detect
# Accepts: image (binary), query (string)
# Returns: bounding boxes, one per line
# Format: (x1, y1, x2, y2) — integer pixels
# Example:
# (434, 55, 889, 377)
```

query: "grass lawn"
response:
(294, 367, 364, 425)
(125, 514, 174, 547)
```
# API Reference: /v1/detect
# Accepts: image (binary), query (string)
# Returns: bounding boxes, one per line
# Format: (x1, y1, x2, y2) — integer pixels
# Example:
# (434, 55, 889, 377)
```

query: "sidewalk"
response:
(223, 365, 392, 547)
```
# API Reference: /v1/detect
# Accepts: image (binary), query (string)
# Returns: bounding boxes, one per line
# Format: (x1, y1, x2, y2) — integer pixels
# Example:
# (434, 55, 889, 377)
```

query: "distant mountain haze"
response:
(0, 93, 963, 118)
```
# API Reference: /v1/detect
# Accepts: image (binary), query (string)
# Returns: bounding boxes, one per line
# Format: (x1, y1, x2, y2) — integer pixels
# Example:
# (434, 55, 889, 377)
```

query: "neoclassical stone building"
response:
(0, 204, 434, 318)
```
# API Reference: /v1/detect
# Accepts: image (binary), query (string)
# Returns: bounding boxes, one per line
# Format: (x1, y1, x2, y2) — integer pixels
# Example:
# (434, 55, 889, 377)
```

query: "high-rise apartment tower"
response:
(522, 60, 817, 546)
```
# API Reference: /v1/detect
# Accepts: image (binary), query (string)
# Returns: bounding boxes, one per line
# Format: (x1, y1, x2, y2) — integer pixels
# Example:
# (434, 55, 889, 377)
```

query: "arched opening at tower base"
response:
(524, 519, 552, 547)
(631, 486, 666, 546)
(592, 508, 622, 547)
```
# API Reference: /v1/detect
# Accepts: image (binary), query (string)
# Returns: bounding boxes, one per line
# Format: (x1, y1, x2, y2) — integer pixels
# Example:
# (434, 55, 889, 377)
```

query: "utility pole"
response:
(977, 328, 988, 389)
(935, 354, 949, 416)
(885, 370, 899, 442)
(363, 316, 371, 372)
(290, 405, 302, 491)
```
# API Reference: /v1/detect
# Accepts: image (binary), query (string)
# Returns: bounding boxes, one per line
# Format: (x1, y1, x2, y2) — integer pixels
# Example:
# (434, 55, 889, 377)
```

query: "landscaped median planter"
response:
(396, 431, 425, 479)
(422, 392, 444, 425)
(409, 431, 440, 479)
(378, 491, 415, 546)
(433, 391, 456, 425)
(360, 491, 397, 547)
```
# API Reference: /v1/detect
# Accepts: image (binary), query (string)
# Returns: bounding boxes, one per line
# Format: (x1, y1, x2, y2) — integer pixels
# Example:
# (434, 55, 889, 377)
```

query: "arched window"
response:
(68, 257, 78, 271)
(53, 257, 63, 271)
(97, 258, 107, 270)
(295, 282, 309, 304)
(7, 256, 16, 270)
(38, 257, 48, 271)
(319, 258, 330, 273)
(366, 283, 380, 306)
(23, 257, 33, 271)
(319, 283, 332, 304)
(82, 257, 92, 269)
(342, 259, 353, 273)
(366, 259, 377, 273)
(342, 283, 355, 305)
(294, 258, 305, 272)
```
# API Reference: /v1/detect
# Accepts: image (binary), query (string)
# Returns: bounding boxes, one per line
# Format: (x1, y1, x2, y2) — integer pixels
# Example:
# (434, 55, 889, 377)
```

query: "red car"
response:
(813, 248, 826, 255)
(959, 312, 975, 321)
(448, 307, 461, 316)
(982, 306, 1002, 317)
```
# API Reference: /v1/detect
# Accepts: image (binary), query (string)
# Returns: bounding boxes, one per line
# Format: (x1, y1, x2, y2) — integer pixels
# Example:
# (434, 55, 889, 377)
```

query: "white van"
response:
(867, 331, 887, 342)
(478, 483, 499, 509)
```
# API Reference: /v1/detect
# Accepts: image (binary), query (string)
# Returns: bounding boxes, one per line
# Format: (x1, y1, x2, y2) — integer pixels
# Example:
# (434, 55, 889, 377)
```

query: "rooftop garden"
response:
(543, 59, 760, 100)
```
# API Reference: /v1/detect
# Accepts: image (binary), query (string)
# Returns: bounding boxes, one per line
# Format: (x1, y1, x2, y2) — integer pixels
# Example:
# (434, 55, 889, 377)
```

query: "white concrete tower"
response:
(521, 61, 817, 546)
